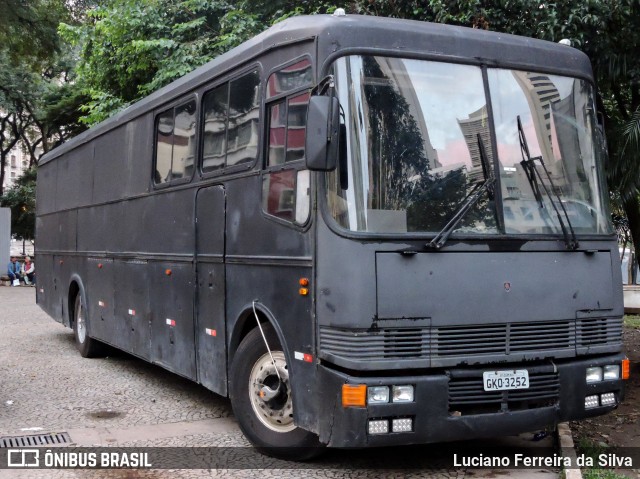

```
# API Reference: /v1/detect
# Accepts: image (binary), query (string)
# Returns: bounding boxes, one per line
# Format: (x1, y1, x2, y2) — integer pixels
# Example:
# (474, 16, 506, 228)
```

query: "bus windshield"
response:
(326, 55, 612, 236)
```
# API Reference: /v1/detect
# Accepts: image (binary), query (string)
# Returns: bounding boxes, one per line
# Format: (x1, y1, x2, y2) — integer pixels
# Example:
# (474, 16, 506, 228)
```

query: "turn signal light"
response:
(342, 384, 366, 407)
(165, 269, 172, 276)
(622, 358, 630, 380)
(299, 288, 309, 296)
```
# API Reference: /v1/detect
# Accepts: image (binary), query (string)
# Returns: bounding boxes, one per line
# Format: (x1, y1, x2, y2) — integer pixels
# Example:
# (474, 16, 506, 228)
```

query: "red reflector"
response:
(303, 353, 313, 363)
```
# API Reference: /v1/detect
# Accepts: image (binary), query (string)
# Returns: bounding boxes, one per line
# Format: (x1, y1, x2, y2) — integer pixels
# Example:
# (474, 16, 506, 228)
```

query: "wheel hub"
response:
(76, 299, 86, 344)
(249, 352, 295, 432)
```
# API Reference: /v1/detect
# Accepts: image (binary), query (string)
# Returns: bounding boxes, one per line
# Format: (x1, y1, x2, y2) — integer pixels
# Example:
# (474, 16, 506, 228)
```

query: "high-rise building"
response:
(457, 105, 494, 183)
(2, 145, 30, 191)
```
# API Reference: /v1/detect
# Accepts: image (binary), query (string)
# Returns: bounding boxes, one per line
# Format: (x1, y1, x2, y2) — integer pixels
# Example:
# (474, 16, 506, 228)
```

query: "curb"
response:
(557, 422, 582, 479)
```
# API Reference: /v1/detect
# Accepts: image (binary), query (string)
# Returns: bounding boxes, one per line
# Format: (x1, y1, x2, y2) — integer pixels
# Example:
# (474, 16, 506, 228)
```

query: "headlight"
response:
(368, 419, 388, 434)
(367, 386, 389, 404)
(603, 365, 620, 380)
(586, 367, 603, 383)
(584, 395, 599, 409)
(392, 385, 414, 403)
(600, 392, 616, 406)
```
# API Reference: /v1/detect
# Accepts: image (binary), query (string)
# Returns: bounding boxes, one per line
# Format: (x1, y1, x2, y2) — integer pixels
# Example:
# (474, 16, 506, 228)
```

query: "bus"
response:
(36, 12, 628, 458)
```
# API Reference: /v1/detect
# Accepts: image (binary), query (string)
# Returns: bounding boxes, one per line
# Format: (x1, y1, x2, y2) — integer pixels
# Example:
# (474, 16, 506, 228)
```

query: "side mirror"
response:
(305, 96, 340, 171)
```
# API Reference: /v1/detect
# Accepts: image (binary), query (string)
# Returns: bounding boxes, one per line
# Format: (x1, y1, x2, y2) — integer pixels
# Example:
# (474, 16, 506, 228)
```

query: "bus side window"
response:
(155, 110, 174, 184)
(173, 101, 196, 179)
(267, 92, 310, 167)
(263, 90, 311, 225)
(154, 99, 196, 185)
(202, 83, 229, 172)
(286, 92, 310, 162)
(227, 70, 260, 167)
(262, 169, 296, 222)
(262, 58, 312, 225)
(262, 169, 311, 225)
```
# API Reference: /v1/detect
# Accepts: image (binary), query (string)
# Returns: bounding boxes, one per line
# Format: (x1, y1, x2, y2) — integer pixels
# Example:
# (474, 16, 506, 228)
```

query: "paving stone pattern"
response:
(0, 287, 558, 479)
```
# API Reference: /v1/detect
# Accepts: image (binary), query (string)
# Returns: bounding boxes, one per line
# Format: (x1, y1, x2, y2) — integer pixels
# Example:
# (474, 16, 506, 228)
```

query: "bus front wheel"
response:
(72, 291, 105, 358)
(229, 324, 323, 460)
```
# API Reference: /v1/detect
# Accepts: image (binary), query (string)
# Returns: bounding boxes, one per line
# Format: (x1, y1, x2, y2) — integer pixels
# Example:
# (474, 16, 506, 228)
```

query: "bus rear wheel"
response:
(73, 291, 105, 358)
(230, 324, 323, 460)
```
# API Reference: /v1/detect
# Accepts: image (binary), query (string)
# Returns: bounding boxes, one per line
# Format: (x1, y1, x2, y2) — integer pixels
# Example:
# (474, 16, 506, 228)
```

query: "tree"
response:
(0, 167, 36, 242)
(60, 0, 336, 125)
(0, 0, 86, 195)
(0, 0, 67, 69)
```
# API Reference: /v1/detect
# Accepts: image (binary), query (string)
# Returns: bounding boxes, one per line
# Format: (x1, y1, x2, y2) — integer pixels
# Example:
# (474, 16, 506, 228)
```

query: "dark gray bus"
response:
(36, 12, 628, 458)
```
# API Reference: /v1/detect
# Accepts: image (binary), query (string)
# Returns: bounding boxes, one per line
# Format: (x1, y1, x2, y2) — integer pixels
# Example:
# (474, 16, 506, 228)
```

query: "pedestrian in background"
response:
(7, 257, 22, 286)
(21, 256, 35, 285)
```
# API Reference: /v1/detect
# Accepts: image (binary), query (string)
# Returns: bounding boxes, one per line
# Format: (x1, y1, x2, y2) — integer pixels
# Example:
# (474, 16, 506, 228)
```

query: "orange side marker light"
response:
(622, 358, 630, 380)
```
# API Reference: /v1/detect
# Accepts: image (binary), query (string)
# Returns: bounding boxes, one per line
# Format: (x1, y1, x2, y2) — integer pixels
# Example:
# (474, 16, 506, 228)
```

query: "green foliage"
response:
(61, 0, 254, 124)
(0, 168, 36, 240)
(625, 315, 640, 329)
(0, 0, 68, 70)
(0, 0, 89, 197)
(576, 438, 629, 479)
(63, 0, 338, 125)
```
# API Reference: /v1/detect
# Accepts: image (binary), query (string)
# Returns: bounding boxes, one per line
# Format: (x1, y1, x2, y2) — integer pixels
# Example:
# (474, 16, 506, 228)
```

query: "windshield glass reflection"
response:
(326, 55, 611, 236)
(489, 69, 610, 234)
(328, 55, 497, 234)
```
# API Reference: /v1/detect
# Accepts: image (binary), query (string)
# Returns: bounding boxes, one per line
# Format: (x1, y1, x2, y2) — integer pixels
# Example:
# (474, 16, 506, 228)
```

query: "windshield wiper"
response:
(428, 134, 495, 249)
(517, 116, 579, 250)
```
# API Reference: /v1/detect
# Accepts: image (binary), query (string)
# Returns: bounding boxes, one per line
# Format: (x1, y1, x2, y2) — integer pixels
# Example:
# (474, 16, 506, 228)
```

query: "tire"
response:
(72, 290, 105, 358)
(229, 324, 324, 460)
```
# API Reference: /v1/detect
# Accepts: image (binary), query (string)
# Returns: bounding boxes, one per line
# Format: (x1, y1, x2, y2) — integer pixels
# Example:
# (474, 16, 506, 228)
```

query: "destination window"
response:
(266, 58, 312, 99)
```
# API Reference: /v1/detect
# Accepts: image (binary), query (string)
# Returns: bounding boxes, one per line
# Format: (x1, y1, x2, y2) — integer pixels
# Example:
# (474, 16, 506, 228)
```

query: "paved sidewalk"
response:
(0, 286, 562, 478)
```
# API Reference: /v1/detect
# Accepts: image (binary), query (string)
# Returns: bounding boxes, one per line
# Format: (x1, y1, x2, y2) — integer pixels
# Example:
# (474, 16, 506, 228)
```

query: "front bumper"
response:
(317, 353, 626, 447)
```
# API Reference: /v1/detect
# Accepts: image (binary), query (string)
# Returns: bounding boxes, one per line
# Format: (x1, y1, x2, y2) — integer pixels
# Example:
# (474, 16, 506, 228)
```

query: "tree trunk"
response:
(623, 195, 640, 265)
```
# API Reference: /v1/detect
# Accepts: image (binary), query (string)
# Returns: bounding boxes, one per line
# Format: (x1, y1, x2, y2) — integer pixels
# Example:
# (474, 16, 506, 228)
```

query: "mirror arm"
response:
(311, 75, 335, 97)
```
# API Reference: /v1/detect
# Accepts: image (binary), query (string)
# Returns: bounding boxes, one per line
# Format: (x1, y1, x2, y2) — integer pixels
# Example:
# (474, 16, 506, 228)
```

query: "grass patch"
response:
(583, 470, 630, 479)
(624, 315, 640, 329)
(575, 438, 629, 479)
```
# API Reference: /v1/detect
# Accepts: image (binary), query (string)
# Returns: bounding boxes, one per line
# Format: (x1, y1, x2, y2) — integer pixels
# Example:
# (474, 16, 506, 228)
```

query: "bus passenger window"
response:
(268, 101, 286, 166)
(155, 110, 174, 184)
(227, 70, 260, 166)
(286, 92, 310, 162)
(267, 91, 310, 167)
(154, 99, 196, 185)
(262, 168, 310, 225)
(173, 101, 196, 179)
(202, 84, 229, 172)
(295, 169, 310, 224)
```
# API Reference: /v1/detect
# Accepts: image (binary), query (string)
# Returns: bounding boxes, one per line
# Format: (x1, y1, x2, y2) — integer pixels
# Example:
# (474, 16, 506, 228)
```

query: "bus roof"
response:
(40, 13, 592, 166)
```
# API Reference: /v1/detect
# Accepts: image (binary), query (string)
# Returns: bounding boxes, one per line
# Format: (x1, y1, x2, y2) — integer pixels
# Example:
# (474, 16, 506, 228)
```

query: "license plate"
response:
(482, 369, 529, 391)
